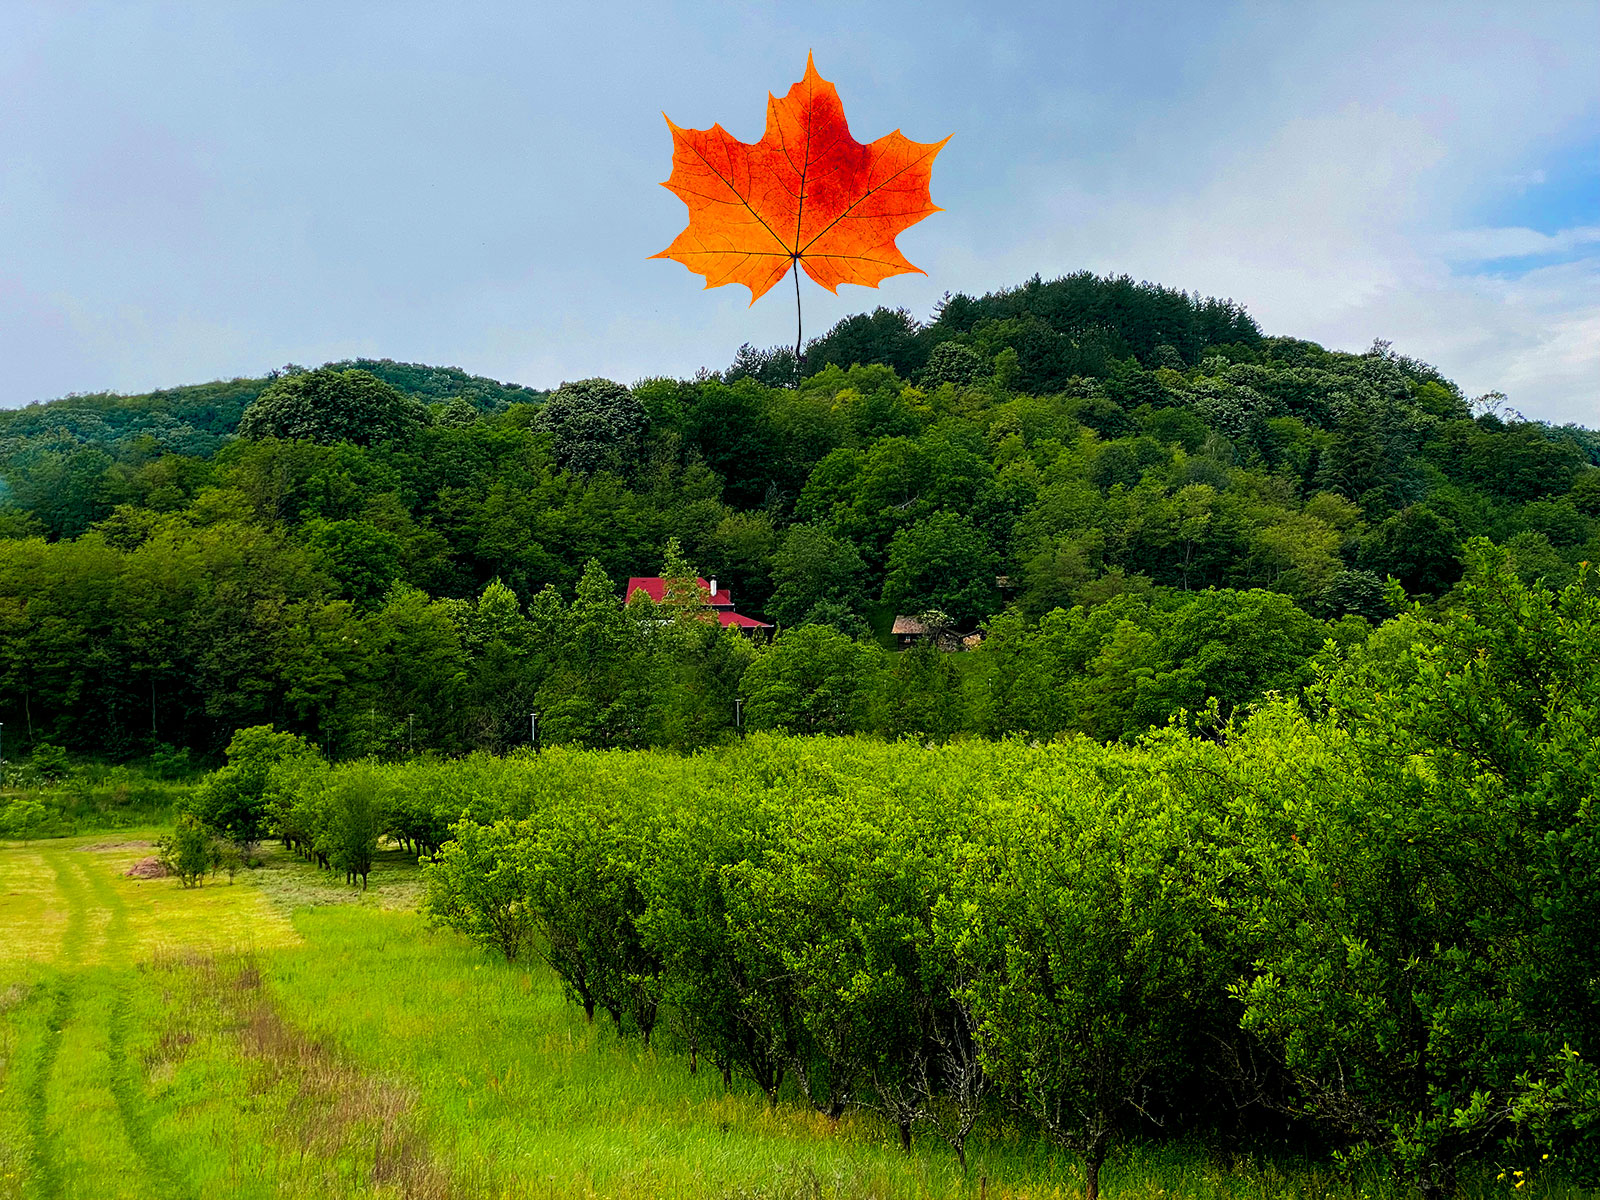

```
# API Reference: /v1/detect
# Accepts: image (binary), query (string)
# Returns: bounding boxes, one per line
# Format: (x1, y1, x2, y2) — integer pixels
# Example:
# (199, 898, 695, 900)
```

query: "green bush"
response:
(157, 814, 213, 888)
(28, 742, 71, 783)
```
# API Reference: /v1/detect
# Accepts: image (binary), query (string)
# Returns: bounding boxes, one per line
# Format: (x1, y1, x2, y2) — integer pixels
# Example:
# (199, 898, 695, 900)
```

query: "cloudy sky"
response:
(2, 1, 1596, 423)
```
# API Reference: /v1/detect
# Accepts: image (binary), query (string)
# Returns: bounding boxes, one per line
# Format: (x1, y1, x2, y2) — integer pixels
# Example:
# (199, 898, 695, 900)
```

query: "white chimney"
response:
(709, 578, 718, 599)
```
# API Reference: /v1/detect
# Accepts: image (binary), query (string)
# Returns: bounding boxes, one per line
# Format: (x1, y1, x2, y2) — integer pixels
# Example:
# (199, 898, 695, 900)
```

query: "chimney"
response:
(708, 578, 718, 600)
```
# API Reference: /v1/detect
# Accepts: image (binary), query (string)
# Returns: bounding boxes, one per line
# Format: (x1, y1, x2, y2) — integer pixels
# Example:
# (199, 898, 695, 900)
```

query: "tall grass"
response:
(0, 769, 195, 839)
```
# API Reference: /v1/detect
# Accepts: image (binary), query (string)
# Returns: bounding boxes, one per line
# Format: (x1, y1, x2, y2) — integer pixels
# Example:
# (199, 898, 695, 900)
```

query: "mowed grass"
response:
(0, 835, 1582, 1200)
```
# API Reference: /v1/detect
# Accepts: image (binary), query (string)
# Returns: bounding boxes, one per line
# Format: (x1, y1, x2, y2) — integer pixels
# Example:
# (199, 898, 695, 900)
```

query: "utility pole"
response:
(530, 712, 540, 754)
(733, 698, 744, 738)
(408, 713, 415, 757)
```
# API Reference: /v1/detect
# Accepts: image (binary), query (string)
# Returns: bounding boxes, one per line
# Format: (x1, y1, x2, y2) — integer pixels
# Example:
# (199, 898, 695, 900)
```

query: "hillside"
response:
(0, 358, 546, 462)
(0, 269, 1595, 759)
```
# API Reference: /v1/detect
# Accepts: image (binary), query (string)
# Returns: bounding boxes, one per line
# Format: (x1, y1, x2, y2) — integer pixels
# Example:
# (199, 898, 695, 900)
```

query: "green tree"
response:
(158, 813, 214, 888)
(951, 780, 1216, 1200)
(881, 511, 999, 628)
(920, 342, 988, 388)
(1135, 588, 1327, 730)
(537, 559, 660, 749)
(324, 763, 384, 889)
(1362, 503, 1464, 594)
(300, 518, 404, 608)
(767, 524, 869, 628)
(875, 640, 967, 742)
(743, 625, 883, 736)
(534, 378, 647, 475)
(238, 368, 430, 447)
(1230, 546, 1600, 1194)
(190, 724, 318, 849)
(422, 818, 539, 960)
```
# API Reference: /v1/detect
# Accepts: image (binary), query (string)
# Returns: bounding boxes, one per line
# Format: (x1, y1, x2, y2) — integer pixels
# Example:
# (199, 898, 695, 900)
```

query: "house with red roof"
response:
(624, 576, 773, 635)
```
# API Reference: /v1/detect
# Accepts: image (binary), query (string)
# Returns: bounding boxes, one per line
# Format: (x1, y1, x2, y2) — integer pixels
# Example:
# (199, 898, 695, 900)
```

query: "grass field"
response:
(0, 835, 1575, 1200)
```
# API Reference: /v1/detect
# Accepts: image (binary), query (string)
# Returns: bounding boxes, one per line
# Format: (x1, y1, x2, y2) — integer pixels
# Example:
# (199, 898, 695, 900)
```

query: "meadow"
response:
(0, 826, 1584, 1200)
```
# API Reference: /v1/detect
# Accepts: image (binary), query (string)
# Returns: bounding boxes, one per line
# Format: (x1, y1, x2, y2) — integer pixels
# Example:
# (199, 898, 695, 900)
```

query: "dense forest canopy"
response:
(0, 269, 1594, 759)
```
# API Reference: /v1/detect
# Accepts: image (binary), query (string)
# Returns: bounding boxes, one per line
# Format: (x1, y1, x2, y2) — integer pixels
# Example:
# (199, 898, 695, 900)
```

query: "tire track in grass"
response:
(105, 988, 196, 1200)
(21, 978, 71, 1200)
(78, 849, 197, 1200)
(21, 847, 174, 1200)
(42, 850, 86, 967)
(21, 848, 80, 1200)
(74, 847, 127, 958)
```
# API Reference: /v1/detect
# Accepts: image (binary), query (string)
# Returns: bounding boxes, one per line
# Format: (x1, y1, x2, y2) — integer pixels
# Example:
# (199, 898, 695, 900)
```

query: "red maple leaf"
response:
(651, 54, 949, 309)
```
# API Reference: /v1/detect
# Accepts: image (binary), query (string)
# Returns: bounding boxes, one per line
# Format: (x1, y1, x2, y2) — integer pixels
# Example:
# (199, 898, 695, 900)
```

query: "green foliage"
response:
(951, 774, 1218, 1199)
(28, 742, 71, 782)
(881, 511, 998, 628)
(157, 813, 213, 887)
(0, 270, 1594, 768)
(421, 818, 539, 960)
(260, 548, 1600, 1194)
(1219, 546, 1600, 1195)
(742, 625, 883, 735)
(147, 742, 194, 780)
(767, 524, 869, 628)
(324, 763, 383, 889)
(0, 797, 56, 838)
(189, 725, 318, 848)
(920, 341, 989, 388)
(237, 367, 430, 447)
(323, 357, 546, 411)
(534, 378, 647, 474)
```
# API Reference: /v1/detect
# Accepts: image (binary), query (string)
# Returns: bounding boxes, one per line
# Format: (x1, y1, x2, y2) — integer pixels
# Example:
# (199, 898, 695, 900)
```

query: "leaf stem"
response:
(793, 259, 804, 380)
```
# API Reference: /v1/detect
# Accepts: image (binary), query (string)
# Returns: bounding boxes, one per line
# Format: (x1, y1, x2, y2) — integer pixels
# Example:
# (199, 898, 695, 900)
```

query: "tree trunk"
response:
(898, 1120, 912, 1152)
(1085, 1145, 1105, 1200)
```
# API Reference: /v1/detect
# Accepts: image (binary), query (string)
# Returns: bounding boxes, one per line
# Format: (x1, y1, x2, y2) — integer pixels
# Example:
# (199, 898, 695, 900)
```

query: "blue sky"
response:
(2, 1, 1596, 423)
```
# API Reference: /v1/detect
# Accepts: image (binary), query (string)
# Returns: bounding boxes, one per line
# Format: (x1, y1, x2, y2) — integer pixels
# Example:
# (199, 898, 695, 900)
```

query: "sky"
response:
(2, 1, 1596, 424)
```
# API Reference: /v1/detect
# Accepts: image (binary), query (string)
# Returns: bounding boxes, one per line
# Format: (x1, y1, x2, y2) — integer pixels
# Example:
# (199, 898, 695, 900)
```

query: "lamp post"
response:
(733, 698, 744, 738)
(530, 712, 540, 754)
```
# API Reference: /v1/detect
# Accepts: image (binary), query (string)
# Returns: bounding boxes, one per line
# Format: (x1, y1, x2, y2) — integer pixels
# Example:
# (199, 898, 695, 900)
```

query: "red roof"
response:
(625, 576, 734, 606)
(716, 610, 772, 629)
(625, 577, 771, 629)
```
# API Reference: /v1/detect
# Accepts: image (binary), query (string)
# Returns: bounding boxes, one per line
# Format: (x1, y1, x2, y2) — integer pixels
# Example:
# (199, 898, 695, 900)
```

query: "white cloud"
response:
(925, 39, 1600, 425)
(1438, 226, 1600, 262)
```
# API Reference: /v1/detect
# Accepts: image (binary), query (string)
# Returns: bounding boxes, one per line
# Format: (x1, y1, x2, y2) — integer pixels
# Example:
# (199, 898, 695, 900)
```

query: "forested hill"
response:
(1, 269, 1596, 760)
(0, 358, 546, 462)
